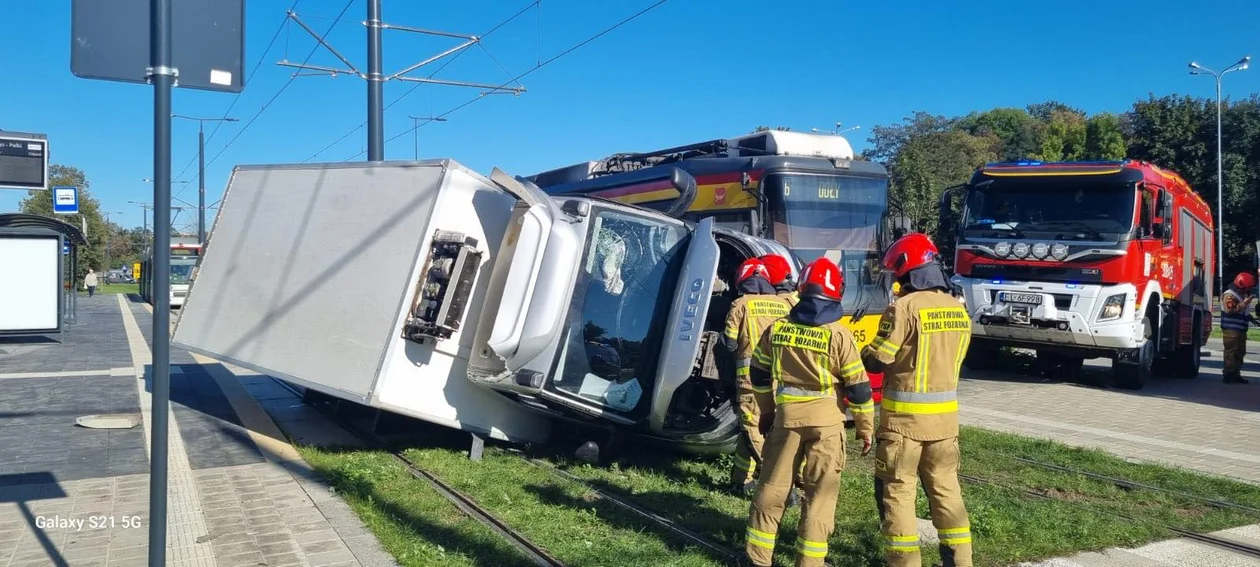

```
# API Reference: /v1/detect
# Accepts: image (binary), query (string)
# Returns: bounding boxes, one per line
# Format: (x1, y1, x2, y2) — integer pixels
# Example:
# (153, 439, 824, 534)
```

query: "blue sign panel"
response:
(52, 186, 78, 215)
(63, 241, 69, 255)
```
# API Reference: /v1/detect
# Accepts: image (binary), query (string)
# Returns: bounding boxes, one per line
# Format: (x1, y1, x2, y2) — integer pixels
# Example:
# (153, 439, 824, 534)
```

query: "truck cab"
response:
(944, 160, 1214, 389)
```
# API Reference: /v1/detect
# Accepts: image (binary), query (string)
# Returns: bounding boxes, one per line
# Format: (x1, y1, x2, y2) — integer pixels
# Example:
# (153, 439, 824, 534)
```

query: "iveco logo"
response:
(677, 278, 703, 341)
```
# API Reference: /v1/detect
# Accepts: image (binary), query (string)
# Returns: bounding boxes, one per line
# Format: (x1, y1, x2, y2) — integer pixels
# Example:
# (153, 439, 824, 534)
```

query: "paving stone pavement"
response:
(0, 294, 398, 567)
(960, 340, 1260, 484)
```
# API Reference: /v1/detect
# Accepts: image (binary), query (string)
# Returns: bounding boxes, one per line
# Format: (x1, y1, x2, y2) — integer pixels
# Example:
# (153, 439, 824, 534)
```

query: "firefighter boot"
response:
(745, 425, 801, 567)
(921, 437, 973, 567)
(876, 431, 926, 567)
(791, 423, 845, 567)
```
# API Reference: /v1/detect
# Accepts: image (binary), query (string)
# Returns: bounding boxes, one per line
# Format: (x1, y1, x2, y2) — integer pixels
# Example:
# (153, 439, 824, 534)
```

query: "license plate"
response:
(998, 291, 1042, 305)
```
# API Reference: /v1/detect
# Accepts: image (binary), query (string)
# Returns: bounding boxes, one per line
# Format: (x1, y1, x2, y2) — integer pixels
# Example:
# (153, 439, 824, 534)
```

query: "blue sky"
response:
(2, 0, 1258, 231)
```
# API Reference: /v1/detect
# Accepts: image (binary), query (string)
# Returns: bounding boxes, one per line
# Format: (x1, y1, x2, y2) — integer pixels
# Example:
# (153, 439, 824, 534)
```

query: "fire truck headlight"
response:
(1032, 242, 1050, 259)
(1051, 243, 1069, 261)
(1099, 294, 1125, 321)
(994, 242, 1012, 258)
(1012, 242, 1031, 259)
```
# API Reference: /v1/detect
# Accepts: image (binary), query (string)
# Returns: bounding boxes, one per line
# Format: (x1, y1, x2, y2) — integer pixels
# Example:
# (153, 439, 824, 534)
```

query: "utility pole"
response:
(172, 114, 237, 244)
(101, 211, 122, 272)
(407, 115, 446, 159)
(367, 0, 384, 161)
(278, 5, 526, 161)
(1189, 55, 1250, 300)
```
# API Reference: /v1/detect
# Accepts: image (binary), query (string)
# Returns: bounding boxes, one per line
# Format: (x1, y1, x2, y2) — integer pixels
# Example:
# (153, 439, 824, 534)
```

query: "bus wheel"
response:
(1173, 314, 1203, 379)
(1113, 317, 1154, 390)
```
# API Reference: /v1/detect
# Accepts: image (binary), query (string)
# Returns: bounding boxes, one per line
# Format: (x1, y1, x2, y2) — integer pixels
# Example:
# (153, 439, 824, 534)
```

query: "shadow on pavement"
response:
(0, 471, 70, 567)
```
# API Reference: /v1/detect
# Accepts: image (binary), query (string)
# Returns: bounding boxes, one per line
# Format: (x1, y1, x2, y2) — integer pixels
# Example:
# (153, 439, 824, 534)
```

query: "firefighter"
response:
(744, 258, 875, 567)
(1221, 271, 1258, 384)
(861, 233, 973, 567)
(723, 258, 792, 495)
(761, 254, 801, 305)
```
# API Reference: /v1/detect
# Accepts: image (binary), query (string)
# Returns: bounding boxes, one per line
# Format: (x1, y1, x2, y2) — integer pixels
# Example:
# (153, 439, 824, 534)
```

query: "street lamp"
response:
(407, 115, 447, 160)
(1189, 55, 1250, 300)
(171, 114, 238, 245)
(100, 211, 122, 272)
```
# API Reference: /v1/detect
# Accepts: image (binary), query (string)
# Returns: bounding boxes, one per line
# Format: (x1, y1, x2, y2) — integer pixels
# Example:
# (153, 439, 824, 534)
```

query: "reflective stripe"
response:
(735, 358, 751, 378)
(734, 456, 755, 471)
(914, 333, 931, 392)
(883, 390, 957, 403)
(724, 327, 739, 340)
(886, 534, 920, 552)
(939, 526, 972, 545)
(796, 538, 828, 558)
(1222, 312, 1249, 331)
(952, 332, 971, 388)
(749, 384, 772, 394)
(882, 398, 958, 414)
(776, 385, 835, 404)
(746, 527, 776, 549)
(849, 399, 875, 414)
(839, 359, 864, 379)
(869, 337, 899, 356)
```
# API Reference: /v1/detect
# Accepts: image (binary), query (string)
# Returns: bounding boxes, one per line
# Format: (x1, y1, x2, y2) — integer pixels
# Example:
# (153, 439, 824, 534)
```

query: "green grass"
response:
(294, 426, 1260, 567)
(1208, 328, 1260, 340)
(92, 283, 139, 295)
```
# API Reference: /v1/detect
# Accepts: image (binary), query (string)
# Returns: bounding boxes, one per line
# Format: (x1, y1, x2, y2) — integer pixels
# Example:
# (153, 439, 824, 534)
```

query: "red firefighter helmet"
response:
(759, 254, 793, 286)
(735, 258, 770, 285)
(798, 258, 844, 301)
(881, 232, 941, 278)
(1235, 272, 1256, 291)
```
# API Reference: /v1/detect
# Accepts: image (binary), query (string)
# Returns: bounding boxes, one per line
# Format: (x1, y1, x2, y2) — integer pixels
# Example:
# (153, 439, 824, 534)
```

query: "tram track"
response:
(273, 380, 747, 567)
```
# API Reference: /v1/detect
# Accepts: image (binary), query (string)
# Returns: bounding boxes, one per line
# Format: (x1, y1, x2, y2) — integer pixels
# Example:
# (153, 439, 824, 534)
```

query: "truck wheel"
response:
(1172, 315, 1203, 379)
(1113, 317, 1154, 390)
(964, 340, 1001, 371)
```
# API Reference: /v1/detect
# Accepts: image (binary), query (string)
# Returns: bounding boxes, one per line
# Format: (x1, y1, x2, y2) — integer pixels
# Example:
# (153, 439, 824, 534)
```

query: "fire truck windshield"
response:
(548, 206, 690, 416)
(963, 178, 1136, 239)
(765, 173, 891, 313)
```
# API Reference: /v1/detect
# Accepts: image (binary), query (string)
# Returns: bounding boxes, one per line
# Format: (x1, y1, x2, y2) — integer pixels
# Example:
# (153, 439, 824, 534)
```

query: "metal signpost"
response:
(69, 1, 244, 564)
(0, 131, 49, 191)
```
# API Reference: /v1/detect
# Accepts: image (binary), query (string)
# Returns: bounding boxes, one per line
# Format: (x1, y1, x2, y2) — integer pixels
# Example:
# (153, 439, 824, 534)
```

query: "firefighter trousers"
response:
(745, 421, 844, 567)
(1223, 330, 1247, 381)
(874, 431, 972, 567)
(732, 386, 775, 486)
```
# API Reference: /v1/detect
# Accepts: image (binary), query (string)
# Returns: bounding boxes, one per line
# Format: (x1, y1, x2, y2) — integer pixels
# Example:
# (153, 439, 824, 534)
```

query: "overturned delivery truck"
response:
(171, 160, 803, 454)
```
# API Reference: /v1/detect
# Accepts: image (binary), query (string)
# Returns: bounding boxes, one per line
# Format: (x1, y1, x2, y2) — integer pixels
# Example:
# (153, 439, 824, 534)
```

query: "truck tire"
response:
(1172, 314, 1203, 379)
(1113, 317, 1154, 390)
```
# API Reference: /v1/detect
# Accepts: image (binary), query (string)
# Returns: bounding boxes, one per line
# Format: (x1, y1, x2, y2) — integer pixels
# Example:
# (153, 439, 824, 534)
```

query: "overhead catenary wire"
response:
(183, 0, 355, 195)
(340, 0, 670, 162)
(341, 0, 670, 162)
(301, 0, 540, 163)
(172, 0, 302, 192)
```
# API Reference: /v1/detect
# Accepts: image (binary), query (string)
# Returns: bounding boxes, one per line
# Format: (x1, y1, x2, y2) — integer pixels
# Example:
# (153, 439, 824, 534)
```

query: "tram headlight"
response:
(1032, 242, 1050, 260)
(1051, 243, 1069, 261)
(994, 242, 1012, 258)
(1012, 242, 1031, 259)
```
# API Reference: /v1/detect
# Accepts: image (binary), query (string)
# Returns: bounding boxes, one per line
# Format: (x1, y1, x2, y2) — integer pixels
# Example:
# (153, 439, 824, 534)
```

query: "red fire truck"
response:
(942, 160, 1215, 389)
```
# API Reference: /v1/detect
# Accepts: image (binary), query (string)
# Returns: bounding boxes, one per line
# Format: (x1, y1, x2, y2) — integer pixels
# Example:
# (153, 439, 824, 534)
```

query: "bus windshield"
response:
(171, 260, 196, 284)
(765, 173, 891, 314)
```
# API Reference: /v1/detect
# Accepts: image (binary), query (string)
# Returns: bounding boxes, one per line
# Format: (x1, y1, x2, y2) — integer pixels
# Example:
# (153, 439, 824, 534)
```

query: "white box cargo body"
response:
(172, 160, 551, 444)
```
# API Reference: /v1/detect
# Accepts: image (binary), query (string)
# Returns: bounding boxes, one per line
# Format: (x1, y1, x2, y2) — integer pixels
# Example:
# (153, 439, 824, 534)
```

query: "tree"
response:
(19, 165, 108, 284)
(1036, 109, 1088, 161)
(1084, 112, 1127, 160)
(956, 107, 1044, 161)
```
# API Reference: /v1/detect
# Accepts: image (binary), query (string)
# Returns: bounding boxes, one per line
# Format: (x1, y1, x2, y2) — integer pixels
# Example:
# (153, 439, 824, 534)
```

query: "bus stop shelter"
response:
(0, 213, 89, 340)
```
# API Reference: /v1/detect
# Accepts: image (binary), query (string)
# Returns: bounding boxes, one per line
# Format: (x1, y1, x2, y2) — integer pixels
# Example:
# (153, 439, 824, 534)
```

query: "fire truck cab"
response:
(944, 160, 1215, 389)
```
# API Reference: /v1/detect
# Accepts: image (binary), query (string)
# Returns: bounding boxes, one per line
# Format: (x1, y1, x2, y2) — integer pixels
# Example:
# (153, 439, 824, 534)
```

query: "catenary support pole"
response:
(148, 0, 174, 563)
(1216, 76, 1224, 300)
(198, 123, 205, 244)
(366, 0, 384, 161)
